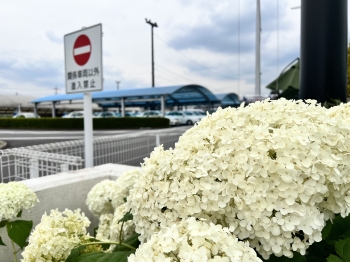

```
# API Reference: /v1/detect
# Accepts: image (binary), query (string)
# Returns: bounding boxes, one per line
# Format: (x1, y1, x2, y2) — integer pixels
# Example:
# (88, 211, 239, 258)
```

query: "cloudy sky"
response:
(0, 0, 336, 98)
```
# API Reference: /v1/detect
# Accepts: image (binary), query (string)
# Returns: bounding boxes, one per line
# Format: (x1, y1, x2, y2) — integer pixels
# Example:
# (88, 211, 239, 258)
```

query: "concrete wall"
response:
(0, 163, 140, 262)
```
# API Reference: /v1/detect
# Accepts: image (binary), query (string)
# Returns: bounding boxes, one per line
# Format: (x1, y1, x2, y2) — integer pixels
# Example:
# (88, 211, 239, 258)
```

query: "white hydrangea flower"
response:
(21, 209, 90, 262)
(86, 170, 139, 217)
(0, 182, 38, 221)
(109, 203, 135, 241)
(127, 99, 350, 259)
(111, 169, 140, 209)
(86, 179, 119, 216)
(96, 213, 114, 241)
(128, 218, 261, 262)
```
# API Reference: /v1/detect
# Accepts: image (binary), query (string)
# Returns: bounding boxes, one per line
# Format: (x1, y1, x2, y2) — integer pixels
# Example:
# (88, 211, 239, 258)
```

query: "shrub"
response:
(0, 117, 169, 130)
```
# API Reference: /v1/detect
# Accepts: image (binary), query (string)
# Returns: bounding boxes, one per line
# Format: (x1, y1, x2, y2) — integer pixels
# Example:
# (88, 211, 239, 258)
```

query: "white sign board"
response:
(64, 24, 103, 94)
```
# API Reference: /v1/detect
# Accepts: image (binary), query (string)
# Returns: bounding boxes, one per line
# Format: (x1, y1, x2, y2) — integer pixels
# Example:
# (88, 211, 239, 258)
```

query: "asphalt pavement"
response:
(0, 126, 190, 149)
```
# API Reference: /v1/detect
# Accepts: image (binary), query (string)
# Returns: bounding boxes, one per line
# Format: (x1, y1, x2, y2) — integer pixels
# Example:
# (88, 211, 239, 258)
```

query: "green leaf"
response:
(6, 220, 33, 249)
(16, 210, 22, 218)
(124, 232, 140, 247)
(335, 238, 350, 261)
(0, 220, 7, 228)
(118, 211, 133, 223)
(77, 250, 134, 262)
(65, 245, 88, 262)
(323, 220, 333, 240)
(306, 238, 334, 260)
(113, 232, 140, 252)
(0, 236, 6, 246)
(78, 253, 106, 262)
(327, 254, 343, 262)
(265, 252, 306, 262)
(326, 214, 350, 244)
(307, 256, 327, 262)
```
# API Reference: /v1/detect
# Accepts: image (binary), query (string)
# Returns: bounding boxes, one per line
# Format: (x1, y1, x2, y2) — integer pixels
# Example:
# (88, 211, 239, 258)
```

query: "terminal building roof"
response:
(31, 84, 220, 107)
(215, 93, 241, 107)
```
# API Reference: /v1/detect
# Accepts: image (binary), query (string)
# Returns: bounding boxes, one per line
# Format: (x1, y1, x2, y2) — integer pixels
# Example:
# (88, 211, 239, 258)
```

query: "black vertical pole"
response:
(299, 0, 347, 103)
(145, 19, 158, 88)
(151, 26, 155, 87)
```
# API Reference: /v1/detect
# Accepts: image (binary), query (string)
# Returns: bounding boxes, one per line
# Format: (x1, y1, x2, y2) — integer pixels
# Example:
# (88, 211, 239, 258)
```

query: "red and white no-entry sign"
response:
(73, 35, 91, 66)
(65, 24, 102, 94)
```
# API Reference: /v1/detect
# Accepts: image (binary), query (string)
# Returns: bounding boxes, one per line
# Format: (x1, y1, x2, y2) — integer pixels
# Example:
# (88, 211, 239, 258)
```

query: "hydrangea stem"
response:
(171, 251, 180, 262)
(11, 240, 18, 262)
(81, 241, 136, 251)
(119, 221, 125, 249)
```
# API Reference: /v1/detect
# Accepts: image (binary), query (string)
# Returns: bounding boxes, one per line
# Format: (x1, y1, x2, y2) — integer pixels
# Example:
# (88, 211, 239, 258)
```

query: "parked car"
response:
(93, 111, 119, 118)
(186, 110, 207, 115)
(62, 111, 84, 118)
(136, 110, 163, 117)
(13, 112, 41, 118)
(192, 111, 207, 117)
(165, 111, 201, 125)
(164, 111, 182, 126)
(110, 112, 137, 117)
(183, 110, 206, 120)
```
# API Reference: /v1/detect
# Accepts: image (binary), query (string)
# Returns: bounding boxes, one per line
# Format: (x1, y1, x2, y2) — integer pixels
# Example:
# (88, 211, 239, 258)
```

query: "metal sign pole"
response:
(84, 92, 93, 168)
(64, 24, 102, 169)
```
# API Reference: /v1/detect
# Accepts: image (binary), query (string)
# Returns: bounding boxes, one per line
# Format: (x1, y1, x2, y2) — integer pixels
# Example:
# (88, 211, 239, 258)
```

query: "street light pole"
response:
(115, 81, 120, 90)
(145, 18, 158, 87)
(255, 0, 261, 96)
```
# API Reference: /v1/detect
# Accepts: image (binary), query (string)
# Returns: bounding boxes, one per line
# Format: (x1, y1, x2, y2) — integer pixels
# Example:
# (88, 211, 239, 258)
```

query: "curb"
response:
(0, 141, 7, 150)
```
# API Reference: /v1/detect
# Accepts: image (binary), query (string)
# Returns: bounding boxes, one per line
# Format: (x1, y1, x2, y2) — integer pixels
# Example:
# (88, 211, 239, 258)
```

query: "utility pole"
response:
(115, 81, 120, 90)
(54, 87, 58, 95)
(145, 18, 158, 87)
(255, 0, 261, 96)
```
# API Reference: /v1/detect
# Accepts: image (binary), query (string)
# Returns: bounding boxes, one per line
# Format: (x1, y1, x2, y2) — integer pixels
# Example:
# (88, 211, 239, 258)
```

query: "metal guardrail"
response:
(22, 132, 182, 166)
(0, 149, 83, 183)
(0, 131, 185, 183)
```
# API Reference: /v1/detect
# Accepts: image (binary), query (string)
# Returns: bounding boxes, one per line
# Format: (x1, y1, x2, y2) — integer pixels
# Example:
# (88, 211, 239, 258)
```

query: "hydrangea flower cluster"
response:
(128, 217, 262, 262)
(87, 169, 139, 243)
(86, 169, 140, 216)
(21, 209, 91, 262)
(86, 179, 119, 216)
(0, 182, 38, 221)
(127, 99, 350, 259)
(110, 169, 140, 209)
(326, 100, 350, 120)
(96, 203, 135, 244)
(95, 213, 114, 241)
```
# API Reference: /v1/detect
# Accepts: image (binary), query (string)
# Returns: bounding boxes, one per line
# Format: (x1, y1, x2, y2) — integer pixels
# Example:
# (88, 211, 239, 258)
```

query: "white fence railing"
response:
(0, 130, 185, 182)
(22, 133, 182, 166)
(0, 149, 83, 183)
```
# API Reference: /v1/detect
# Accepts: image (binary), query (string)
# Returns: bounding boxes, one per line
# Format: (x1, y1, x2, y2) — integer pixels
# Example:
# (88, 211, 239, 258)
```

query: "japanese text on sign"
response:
(67, 67, 100, 80)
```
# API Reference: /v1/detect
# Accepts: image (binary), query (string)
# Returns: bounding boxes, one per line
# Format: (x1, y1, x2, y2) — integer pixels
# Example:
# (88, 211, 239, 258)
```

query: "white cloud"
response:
(0, 0, 347, 100)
